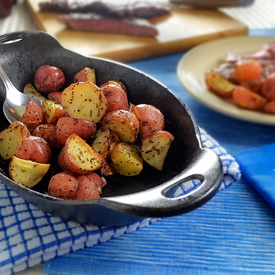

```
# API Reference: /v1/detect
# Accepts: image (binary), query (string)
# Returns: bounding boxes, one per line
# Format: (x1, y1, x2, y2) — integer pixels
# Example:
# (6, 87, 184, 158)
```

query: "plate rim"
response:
(177, 35, 275, 125)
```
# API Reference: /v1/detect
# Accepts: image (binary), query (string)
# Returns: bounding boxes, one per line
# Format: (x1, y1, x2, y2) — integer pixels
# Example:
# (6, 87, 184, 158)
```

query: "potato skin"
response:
(32, 124, 61, 148)
(48, 171, 78, 199)
(16, 136, 52, 164)
(261, 73, 275, 101)
(22, 99, 45, 133)
(48, 91, 62, 104)
(100, 84, 129, 112)
(34, 65, 65, 93)
(56, 117, 97, 146)
(134, 104, 165, 140)
(263, 100, 275, 114)
(75, 173, 104, 200)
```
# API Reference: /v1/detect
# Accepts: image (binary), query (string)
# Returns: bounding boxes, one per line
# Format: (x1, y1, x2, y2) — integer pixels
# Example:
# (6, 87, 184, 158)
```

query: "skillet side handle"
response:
(104, 148, 223, 218)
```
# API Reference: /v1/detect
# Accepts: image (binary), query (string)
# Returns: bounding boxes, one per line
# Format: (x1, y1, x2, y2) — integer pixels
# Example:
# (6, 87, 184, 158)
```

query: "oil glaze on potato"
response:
(0, 121, 31, 160)
(101, 110, 140, 143)
(111, 142, 143, 176)
(134, 104, 165, 140)
(22, 99, 45, 133)
(141, 131, 174, 171)
(34, 65, 65, 93)
(16, 136, 52, 164)
(56, 117, 97, 146)
(61, 82, 107, 124)
(9, 156, 50, 188)
(63, 134, 103, 174)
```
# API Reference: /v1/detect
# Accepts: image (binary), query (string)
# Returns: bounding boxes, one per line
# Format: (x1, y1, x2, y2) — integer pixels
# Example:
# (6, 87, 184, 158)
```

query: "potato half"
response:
(61, 82, 107, 123)
(9, 156, 50, 188)
(0, 121, 31, 160)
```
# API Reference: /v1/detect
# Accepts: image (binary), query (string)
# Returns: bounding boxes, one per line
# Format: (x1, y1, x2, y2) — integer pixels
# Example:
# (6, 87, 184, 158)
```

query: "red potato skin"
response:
(34, 65, 65, 93)
(16, 136, 52, 164)
(233, 86, 266, 110)
(234, 60, 263, 83)
(100, 80, 127, 93)
(134, 104, 165, 140)
(48, 91, 62, 104)
(32, 124, 61, 148)
(57, 147, 68, 171)
(22, 100, 45, 133)
(263, 101, 275, 114)
(100, 84, 129, 113)
(75, 174, 101, 200)
(48, 171, 78, 199)
(56, 117, 97, 146)
(261, 73, 275, 101)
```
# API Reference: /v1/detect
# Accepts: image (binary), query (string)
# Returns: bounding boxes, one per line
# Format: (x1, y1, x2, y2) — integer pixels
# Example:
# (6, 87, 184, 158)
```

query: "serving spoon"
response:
(0, 64, 43, 124)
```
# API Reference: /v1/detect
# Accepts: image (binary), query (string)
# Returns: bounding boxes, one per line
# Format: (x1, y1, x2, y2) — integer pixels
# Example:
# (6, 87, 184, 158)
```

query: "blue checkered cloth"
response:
(0, 128, 240, 275)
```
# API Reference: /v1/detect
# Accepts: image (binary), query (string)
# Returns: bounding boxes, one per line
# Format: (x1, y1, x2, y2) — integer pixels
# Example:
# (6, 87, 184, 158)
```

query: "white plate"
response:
(177, 35, 275, 125)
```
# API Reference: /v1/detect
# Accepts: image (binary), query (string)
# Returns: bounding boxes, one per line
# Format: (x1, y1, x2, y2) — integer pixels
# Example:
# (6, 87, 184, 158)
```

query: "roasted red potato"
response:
(9, 156, 50, 188)
(61, 82, 107, 124)
(42, 99, 67, 124)
(73, 67, 96, 84)
(263, 100, 275, 114)
(56, 117, 97, 146)
(234, 60, 263, 83)
(100, 83, 129, 113)
(75, 173, 105, 200)
(16, 136, 52, 164)
(48, 171, 78, 199)
(22, 99, 45, 133)
(100, 80, 127, 93)
(111, 142, 143, 176)
(240, 78, 264, 94)
(134, 104, 165, 140)
(101, 110, 140, 143)
(32, 124, 61, 148)
(63, 134, 104, 174)
(57, 147, 67, 171)
(23, 82, 45, 100)
(0, 121, 31, 160)
(205, 70, 236, 97)
(233, 86, 266, 110)
(34, 65, 65, 93)
(261, 73, 275, 101)
(141, 130, 174, 171)
(48, 91, 62, 104)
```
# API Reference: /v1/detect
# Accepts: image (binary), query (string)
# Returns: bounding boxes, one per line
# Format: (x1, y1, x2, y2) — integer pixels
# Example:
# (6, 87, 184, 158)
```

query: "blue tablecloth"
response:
(41, 28, 275, 275)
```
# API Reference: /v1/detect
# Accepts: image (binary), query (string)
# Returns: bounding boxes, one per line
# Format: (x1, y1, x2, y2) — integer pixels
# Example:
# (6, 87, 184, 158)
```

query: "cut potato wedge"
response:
(205, 70, 236, 97)
(63, 134, 104, 174)
(141, 131, 174, 171)
(61, 82, 107, 123)
(134, 104, 165, 140)
(0, 121, 31, 160)
(92, 129, 112, 157)
(101, 110, 140, 143)
(42, 99, 67, 124)
(23, 82, 45, 100)
(111, 142, 143, 176)
(74, 67, 96, 85)
(9, 156, 50, 188)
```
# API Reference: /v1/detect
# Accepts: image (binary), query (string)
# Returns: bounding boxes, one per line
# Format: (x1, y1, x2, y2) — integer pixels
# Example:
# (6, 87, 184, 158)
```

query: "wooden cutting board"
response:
(25, 0, 248, 62)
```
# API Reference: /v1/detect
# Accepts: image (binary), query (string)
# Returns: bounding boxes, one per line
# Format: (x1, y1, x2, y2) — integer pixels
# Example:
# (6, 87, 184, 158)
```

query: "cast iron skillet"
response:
(0, 31, 223, 226)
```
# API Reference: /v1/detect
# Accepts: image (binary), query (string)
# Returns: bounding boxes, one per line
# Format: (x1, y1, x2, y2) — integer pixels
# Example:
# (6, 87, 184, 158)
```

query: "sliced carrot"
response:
(233, 86, 266, 110)
(234, 60, 263, 83)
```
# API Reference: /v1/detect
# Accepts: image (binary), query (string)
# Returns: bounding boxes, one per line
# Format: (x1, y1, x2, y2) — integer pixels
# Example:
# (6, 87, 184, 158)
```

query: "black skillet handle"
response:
(0, 31, 60, 51)
(104, 148, 223, 218)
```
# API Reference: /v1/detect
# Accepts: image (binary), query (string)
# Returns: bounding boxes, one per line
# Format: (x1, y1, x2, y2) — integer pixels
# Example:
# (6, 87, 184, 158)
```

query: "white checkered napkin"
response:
(0, 128, 240, 275)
